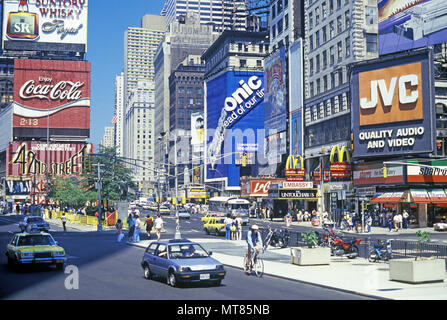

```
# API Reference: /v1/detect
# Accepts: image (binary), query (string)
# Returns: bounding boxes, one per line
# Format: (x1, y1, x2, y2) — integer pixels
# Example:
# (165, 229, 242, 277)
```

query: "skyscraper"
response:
(114, 72, 125, 157)
(161, 0, 248, 32)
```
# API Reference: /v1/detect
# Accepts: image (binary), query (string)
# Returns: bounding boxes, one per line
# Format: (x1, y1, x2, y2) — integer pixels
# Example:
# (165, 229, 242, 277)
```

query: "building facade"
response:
(101, 126, 115, 148)
(302, 0, 379, 213)
(161, 0, 248, 32)
(114, 72, 125, 157)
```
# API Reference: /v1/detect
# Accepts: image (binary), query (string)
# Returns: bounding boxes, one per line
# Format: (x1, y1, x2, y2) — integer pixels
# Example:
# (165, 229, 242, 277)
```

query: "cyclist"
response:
(245, 225, 263, 274)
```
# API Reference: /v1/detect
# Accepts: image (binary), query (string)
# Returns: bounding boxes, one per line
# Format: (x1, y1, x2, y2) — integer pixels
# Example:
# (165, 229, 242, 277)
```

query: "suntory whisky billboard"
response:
(2, 0, 88, 53)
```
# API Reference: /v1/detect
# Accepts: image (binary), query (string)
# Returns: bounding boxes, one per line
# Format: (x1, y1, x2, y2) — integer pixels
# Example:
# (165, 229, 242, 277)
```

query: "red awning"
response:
(410, 189, 431, 204)
(428, 189, 447, 204)
(370, 192, 404, 203)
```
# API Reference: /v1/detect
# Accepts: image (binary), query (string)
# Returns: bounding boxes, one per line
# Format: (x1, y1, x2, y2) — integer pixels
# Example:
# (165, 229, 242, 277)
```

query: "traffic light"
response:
(382, 166, 387, 178)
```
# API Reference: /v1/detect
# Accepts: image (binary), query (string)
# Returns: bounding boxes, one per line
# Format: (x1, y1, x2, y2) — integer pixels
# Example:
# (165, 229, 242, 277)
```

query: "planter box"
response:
(389, 258, 446, 284)
(290, 247, 331, 266)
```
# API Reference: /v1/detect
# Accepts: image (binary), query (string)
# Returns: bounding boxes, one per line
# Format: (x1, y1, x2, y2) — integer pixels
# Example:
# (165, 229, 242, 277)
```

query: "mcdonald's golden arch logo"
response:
(286, 155, 304, 170)
(330, 146, 351, 164)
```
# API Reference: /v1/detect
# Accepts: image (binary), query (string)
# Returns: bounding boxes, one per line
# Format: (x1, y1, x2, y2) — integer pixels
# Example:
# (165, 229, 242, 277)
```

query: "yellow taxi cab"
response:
(201, 212, 218, 224)
(203, 217, 227, 236)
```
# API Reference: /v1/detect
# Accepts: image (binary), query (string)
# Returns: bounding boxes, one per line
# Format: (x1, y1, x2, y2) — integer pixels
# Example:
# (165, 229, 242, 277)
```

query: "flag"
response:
(111, 114, 118, 124)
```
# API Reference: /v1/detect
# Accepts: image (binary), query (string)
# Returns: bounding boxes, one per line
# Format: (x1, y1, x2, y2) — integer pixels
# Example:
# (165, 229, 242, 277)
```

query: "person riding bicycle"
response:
(245, 225, 263, 274)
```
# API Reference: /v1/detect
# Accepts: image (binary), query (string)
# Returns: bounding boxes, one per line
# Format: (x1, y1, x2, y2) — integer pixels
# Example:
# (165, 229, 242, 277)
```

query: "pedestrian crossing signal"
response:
(382, 166, 387, 178)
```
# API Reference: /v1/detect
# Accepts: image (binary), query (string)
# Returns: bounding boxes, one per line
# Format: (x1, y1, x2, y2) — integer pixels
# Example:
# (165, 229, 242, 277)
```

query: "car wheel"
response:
(168, 271, 177, 287)
(215, 229, 219, 236)
(143, 263, 152, 280)
(56, 263, 64, 271)
(212, 280, 222, 287)
(205, 228, 210, 235)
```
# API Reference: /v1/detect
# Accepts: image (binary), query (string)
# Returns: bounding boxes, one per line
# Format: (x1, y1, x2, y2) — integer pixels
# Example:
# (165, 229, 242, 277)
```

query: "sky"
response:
(86, 0, 164, 147)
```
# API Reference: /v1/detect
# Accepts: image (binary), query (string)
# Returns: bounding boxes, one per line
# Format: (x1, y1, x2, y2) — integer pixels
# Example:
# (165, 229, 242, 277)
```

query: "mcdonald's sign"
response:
(330, 146, 351, 179)
(285, 155, 305, 181)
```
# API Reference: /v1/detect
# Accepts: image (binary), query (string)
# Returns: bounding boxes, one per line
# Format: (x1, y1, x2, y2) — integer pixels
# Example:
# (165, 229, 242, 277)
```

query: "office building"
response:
(101, 126, 115, 149)
(114, 72, 125, 156)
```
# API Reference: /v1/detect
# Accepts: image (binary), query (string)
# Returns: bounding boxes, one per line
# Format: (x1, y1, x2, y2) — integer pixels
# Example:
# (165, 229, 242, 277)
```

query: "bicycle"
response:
(243, 247, 264, 277)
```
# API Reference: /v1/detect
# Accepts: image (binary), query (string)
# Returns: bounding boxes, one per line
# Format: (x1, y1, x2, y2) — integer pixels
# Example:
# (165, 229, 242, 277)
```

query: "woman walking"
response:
(116, 219, 124, 242)
(236, 214, 243, 241)
(144, 215, 154, 239)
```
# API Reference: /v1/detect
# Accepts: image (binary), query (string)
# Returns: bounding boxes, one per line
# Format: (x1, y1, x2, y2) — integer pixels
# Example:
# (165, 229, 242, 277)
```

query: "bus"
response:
(208, 197, 250, 225)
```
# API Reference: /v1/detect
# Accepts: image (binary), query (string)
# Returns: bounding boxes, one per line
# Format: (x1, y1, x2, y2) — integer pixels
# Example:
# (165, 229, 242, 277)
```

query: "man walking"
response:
(224, 214, 233, 240)
(403, 210, 409, 229)
(154, 214, 164, 240)
(134, 214, 141, 243)
(61, 213, 67, 232)
(127, 213, 135, 242)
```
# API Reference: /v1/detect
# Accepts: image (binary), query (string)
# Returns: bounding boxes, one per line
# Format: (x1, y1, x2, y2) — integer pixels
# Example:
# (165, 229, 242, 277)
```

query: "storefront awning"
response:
(428, 189, 447, 204)
(370, 192, 405, 203)
(410, 189, 431, 203)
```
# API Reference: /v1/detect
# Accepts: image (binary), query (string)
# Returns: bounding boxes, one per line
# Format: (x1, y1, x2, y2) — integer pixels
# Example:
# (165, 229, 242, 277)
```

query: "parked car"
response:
(141, 239, 226, 287)
(5, 232, 66, 270)
(19, 216, 50, 233)
(434, 222, 447, 231)
(203, 217, 226, 236)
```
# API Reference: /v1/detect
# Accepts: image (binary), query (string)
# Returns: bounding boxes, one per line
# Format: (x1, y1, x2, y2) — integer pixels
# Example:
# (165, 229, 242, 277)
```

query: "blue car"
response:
(141, 239, 226, 287)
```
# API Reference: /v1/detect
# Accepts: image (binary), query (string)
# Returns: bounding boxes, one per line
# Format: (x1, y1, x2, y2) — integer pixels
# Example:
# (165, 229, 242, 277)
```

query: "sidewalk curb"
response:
(125, 241, 388, 300)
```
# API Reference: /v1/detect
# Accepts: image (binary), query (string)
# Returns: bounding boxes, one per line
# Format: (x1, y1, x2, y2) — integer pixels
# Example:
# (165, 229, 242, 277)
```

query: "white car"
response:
(434, 222, 447, 232)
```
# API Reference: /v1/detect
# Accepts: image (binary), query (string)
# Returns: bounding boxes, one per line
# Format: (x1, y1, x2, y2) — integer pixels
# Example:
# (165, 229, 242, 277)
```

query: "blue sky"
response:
(86, 0, 164, 147)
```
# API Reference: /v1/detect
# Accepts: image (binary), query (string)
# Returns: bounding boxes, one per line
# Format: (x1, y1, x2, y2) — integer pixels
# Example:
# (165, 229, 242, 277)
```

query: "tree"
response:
(50, 176, 97, 209)
(80, 146, 137, 203)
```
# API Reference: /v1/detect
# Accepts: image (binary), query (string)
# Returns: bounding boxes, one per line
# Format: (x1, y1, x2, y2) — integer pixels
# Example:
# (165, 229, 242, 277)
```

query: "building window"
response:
(330, 45, 335, 65)
(179, 97, 184, 105)
(309, 34, 314, 51)
(277, 19, 283, 35)
(329, 21, 335, 38)
(272, 25, 276, 39)
(240, 59, 247, 67)
(309, 12, 313, 29)
(316, 78, 321, 95)
(345, 10, 351, 29)
(322, 2, 327, 19)
(315, 7, 320, 25)
(365, 7, 378, 26)
(284, 0, 288, 7)
(338, 68, 343, 84)
(316, 30, 320, 47)
(345, 36, 350, 57)
(337, 0, 341, 9)
(366, 33, 378, 53)
(309, 57, 314, 75)
(257, 60, 262, 67)
(187, 87, 193, 94)
(331, 72, 336, 89)
(323, 50, 327, 69)
(310, 82, 314, 96)
(316, 54, 320, 72)
(272, 3, 276, 19)
(277, 0, 283, 15)
(285, 14, 289, 30)
(323, 75, 328, 92)
(337, 41, 343, 61)
(337, 15, 342, 34)
(329, 0, 334, 14)
(322, 26, 327, 43)
(178, 87, 184, 94)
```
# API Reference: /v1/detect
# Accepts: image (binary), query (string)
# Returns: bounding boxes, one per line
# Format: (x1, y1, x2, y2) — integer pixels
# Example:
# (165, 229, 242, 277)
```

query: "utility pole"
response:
(92, 163, 105, 232)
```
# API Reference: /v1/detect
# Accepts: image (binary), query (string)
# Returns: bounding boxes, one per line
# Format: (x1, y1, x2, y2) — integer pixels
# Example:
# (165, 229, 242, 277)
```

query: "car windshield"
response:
(17, 235, 55, 246)
(169, 244, 209, 259)
(27, 217, 44, 223)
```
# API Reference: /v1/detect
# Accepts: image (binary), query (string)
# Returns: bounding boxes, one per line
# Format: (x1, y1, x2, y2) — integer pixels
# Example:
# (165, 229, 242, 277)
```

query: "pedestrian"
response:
(285, 212, 291, 227)
(269, 207, 274, 221)
(144, 215, 154, 239)
(366, 214, 372, 233)
(134, 214, 141, 243)
(127, 214, 135, 242)
(115, 219, 124, 242)
(262, 207, 266, 220)
(236, 214, 243, 241)
(224, 214, 233, 240)
(403, 210, 409, 229)
(231, 217, 237, 240)
(16, 203, 21, 216)
(154, 214, 164, 240)
(266, 207, 270, 220)
(61, 213, 67, 231)
(393, 214, 400, 232)
(398, 212, 403, 230)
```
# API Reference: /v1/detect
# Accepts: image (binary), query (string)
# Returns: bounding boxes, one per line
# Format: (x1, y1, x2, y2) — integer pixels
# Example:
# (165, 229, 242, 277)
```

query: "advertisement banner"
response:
(290, 110, 303, 157)
(12, 59, 91, 138)
(3, 0, 88, 52)
(206, 71, 265, 188)
(351, 51, 435, 158)
(277, 189, 320, 200)
(6, 141, 93, 179)
(5, 180, 32, 196)
(353, 162, 404, 186)
(407, 160, 447, 183)
(378, 0, 447, 55)
(289, 39, 303, 156)
(249, 179, 285, 197)
(191, 112, 204, 151)
(264, 46, 286, 136)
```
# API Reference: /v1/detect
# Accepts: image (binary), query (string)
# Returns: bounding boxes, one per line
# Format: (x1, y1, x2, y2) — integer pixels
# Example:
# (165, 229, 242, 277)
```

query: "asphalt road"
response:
(0, 214, 371, 300)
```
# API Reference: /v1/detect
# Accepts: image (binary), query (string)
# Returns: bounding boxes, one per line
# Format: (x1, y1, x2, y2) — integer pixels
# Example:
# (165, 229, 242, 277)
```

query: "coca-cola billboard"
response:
(13, 59, 91, 139)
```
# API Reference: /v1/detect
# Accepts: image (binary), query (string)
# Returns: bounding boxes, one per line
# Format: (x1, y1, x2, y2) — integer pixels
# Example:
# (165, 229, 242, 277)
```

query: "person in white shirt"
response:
(154, 215, 164, 240)
(224, 214, 233, 240)
(236, 215, 243, 240)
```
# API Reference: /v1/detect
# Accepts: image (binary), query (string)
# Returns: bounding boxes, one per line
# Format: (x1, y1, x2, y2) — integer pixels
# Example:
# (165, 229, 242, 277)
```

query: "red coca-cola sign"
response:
(13, 59, 91, 131)
(249, 179, 285, 197)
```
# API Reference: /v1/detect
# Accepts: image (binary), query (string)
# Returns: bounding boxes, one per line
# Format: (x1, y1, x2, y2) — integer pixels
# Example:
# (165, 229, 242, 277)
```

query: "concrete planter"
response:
(290, 247, 331, 266)
(389, 258, 446, 284)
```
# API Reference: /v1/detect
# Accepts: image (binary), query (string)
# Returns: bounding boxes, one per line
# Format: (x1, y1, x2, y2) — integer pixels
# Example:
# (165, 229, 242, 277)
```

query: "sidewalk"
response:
(128, 237, 447, 300)
(46, 217, 115, 232)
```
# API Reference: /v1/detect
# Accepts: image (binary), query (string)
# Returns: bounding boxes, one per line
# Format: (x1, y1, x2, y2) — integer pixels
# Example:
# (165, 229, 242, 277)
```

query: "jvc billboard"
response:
(351, 50, 435, 158)
(205, 71, 265, 189)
